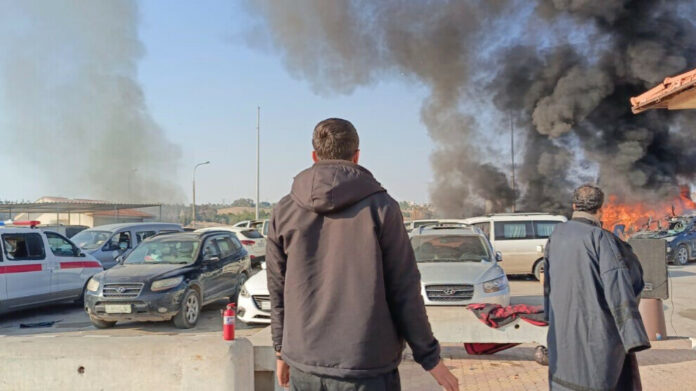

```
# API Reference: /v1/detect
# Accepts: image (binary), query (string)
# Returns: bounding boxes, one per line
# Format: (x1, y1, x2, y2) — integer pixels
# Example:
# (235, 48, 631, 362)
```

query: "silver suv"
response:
(410, 225, 510, 306)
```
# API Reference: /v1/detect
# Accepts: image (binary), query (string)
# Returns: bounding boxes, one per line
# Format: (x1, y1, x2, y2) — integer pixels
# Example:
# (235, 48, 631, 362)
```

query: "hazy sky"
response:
(0, 0, 435, 204)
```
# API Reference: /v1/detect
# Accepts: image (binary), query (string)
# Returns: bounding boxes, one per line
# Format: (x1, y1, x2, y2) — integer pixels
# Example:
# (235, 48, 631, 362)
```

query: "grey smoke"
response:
(245, 0, 696, 215)
(0, 0, 183, 202)
(532, 67, 613, 138)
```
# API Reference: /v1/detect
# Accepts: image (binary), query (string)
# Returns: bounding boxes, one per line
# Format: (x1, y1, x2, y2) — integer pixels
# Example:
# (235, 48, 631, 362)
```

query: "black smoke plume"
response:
(245, 0, 696, 216)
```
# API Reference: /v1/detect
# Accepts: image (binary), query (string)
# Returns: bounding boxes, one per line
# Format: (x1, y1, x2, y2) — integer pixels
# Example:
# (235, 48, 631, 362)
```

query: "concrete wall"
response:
(0, 335, 254, 391)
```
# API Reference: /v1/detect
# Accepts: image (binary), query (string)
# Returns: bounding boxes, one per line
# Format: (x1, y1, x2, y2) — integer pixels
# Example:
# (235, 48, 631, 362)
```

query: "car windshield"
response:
(71, 230, 112, 250)
(124, 239, 200, 265)
(411, 235, 490, 262)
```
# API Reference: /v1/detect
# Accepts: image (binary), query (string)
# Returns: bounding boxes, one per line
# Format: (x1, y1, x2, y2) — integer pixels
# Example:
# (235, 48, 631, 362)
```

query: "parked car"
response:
(410, 224, 510, 306)
(71, 223, 183, 270)
(84, 230, 252, 329)
(237, 269, 271, 325)
(461, 213, 567, 280)
(632, 215, 696, 265)
(196, 226, 266, 267)
(233, 219, 269, 237)
(0, 224, 102, 314)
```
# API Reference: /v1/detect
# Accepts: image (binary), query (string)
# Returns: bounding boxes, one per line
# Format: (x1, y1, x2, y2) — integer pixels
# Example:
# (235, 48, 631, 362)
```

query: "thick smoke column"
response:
(0, 0, 183, 202)
(245, 0, 696, 215)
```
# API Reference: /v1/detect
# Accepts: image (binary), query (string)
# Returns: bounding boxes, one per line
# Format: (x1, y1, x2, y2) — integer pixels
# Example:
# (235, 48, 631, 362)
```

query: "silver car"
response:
(410, 225, 510, 306)
(71, 223, 183, 269)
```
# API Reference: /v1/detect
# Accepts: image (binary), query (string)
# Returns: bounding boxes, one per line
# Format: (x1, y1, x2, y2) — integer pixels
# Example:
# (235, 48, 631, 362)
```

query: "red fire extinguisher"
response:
(223, 303, 236, 341)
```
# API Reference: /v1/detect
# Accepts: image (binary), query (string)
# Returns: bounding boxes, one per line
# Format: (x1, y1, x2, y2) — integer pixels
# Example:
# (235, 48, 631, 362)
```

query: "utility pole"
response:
(510, 115, 516, 213)
(192, 161, 210, 228)
(255, 106, 260, 220)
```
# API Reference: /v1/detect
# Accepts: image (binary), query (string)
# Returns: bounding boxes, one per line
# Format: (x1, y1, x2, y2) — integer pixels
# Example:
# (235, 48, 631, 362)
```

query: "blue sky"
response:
(0, 0, 434, 204)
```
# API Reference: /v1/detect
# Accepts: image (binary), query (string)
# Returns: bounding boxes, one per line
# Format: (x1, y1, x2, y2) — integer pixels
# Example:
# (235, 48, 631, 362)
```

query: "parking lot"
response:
(3, 265, 694, 339)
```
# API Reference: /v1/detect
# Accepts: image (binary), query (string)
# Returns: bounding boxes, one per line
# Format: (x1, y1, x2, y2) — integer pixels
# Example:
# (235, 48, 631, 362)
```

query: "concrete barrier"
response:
(0, 334, 254, 391)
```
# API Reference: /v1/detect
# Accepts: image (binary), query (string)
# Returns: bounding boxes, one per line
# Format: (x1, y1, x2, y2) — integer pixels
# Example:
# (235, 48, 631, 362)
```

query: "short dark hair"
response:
(312, 118, 360, 161)
(573, 184, 604, 213)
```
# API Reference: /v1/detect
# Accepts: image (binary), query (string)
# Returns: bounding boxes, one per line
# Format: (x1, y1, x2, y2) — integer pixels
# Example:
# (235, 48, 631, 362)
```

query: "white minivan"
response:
(0, 225, 103, 314)
(462, 213, 566, 279)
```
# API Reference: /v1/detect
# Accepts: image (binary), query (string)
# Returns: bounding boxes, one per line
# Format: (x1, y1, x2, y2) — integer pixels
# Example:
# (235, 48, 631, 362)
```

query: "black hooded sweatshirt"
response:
(266, 160, 441, 378)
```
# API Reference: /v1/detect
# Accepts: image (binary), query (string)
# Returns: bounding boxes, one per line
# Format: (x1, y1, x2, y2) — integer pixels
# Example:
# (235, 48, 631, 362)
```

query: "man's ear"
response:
(312, 151, 319, 163)
(352, 150, 360, 164)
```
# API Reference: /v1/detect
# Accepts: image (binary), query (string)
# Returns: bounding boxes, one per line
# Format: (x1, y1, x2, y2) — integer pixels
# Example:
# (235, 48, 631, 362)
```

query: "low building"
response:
(2, 196, 159, 228)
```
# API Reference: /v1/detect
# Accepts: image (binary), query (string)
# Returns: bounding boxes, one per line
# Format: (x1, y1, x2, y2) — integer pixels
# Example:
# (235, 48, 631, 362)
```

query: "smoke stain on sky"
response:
(245, 0, 696, 216)
(0, 0, 183, 202)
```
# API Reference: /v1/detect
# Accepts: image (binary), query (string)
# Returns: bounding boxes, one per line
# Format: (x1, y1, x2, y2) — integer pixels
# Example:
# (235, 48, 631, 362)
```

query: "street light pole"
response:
(256, 106, 260, 220)
(192, 161, 210, 228)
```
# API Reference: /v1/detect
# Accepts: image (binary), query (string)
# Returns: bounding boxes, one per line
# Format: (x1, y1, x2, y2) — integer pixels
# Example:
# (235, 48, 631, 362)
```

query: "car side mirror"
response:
(116, 255, 125, 264)
(75, 249, 85, 257)
(495, 251, 503, 262)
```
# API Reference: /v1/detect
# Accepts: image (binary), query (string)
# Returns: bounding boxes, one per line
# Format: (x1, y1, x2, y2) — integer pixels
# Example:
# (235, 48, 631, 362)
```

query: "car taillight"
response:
(241, 240, 255, 246)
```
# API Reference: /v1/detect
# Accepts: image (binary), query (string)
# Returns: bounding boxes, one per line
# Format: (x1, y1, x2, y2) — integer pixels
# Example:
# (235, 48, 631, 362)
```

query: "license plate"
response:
(105, 304, 132, 314)
(260, 301, 271, 311)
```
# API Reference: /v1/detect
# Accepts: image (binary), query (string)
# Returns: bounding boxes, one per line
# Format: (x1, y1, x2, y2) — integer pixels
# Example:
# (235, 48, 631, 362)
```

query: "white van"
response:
(0, 224, 103, 314)
(462, 213, 567, 279)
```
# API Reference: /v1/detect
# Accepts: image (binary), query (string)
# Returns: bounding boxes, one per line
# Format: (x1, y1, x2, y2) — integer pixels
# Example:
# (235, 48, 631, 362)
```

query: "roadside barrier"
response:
(0, 334, 254, 391)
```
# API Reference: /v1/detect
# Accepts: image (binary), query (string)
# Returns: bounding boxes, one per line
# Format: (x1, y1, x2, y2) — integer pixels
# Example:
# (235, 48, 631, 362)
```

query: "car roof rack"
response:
(415, 223, 473, 235)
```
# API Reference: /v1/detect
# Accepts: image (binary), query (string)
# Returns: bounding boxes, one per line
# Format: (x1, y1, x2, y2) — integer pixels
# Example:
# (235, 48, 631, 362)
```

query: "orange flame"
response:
(602, 186, 696, 238)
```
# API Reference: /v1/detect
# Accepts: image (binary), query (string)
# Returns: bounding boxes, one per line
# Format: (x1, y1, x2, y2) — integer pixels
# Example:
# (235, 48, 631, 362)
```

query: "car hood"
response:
(244, 270, 269, 294)
(97, 263, 192, 282)
(417, 262, 503, 285)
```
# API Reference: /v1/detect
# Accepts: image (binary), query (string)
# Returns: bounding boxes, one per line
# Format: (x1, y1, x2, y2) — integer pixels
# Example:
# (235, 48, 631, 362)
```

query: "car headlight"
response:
(667, 246, 673, 253)
(86, 278, 100, 292)
(482, 276, 508, 293)
(240, 286, 250, 298)
(151, 276, 184, 292)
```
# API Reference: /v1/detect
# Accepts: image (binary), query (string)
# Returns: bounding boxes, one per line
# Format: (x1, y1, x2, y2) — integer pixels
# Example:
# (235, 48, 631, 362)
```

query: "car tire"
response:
(676, 244, 690, 266)
(173, 289, 201, 329)
(89, 315, 116, 329)
(532, 260, 544, 281)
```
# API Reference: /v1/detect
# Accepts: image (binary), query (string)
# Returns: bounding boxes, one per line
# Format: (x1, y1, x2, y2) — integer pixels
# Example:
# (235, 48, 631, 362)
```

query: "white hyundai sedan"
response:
(410, 225, 510, 306)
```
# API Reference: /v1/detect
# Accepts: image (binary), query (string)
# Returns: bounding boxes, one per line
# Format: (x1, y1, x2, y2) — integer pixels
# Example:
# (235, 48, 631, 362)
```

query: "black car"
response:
(84, 231, 251, 329)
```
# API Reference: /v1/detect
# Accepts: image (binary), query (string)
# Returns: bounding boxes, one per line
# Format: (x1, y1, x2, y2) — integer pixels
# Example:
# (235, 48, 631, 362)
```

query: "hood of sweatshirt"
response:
(290, 160, 386, 214)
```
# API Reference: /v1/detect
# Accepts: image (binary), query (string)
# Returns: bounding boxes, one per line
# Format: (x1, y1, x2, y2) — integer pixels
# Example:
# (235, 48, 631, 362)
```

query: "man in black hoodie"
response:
(267, 118, 458, 390)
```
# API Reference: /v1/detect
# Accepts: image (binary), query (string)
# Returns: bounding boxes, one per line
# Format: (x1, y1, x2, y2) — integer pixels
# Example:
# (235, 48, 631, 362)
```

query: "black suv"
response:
(84, 231, 251, 328)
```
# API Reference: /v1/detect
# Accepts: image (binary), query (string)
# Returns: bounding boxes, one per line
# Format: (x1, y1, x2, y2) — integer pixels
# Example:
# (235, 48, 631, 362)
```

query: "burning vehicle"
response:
(631, 215, 696, 265)
(603, 187, 696, 265)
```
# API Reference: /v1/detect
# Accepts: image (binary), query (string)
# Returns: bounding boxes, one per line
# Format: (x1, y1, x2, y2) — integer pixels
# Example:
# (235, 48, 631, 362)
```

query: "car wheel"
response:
(532, 260, 544, 281)
(173, 289, 201, 329)
(676, 244, 690, 266)
(89, 315, 116, 329)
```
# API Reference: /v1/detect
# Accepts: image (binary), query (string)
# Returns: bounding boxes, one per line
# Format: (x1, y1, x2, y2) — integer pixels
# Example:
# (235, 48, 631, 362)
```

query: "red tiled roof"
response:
(631, 68, 696, 114)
